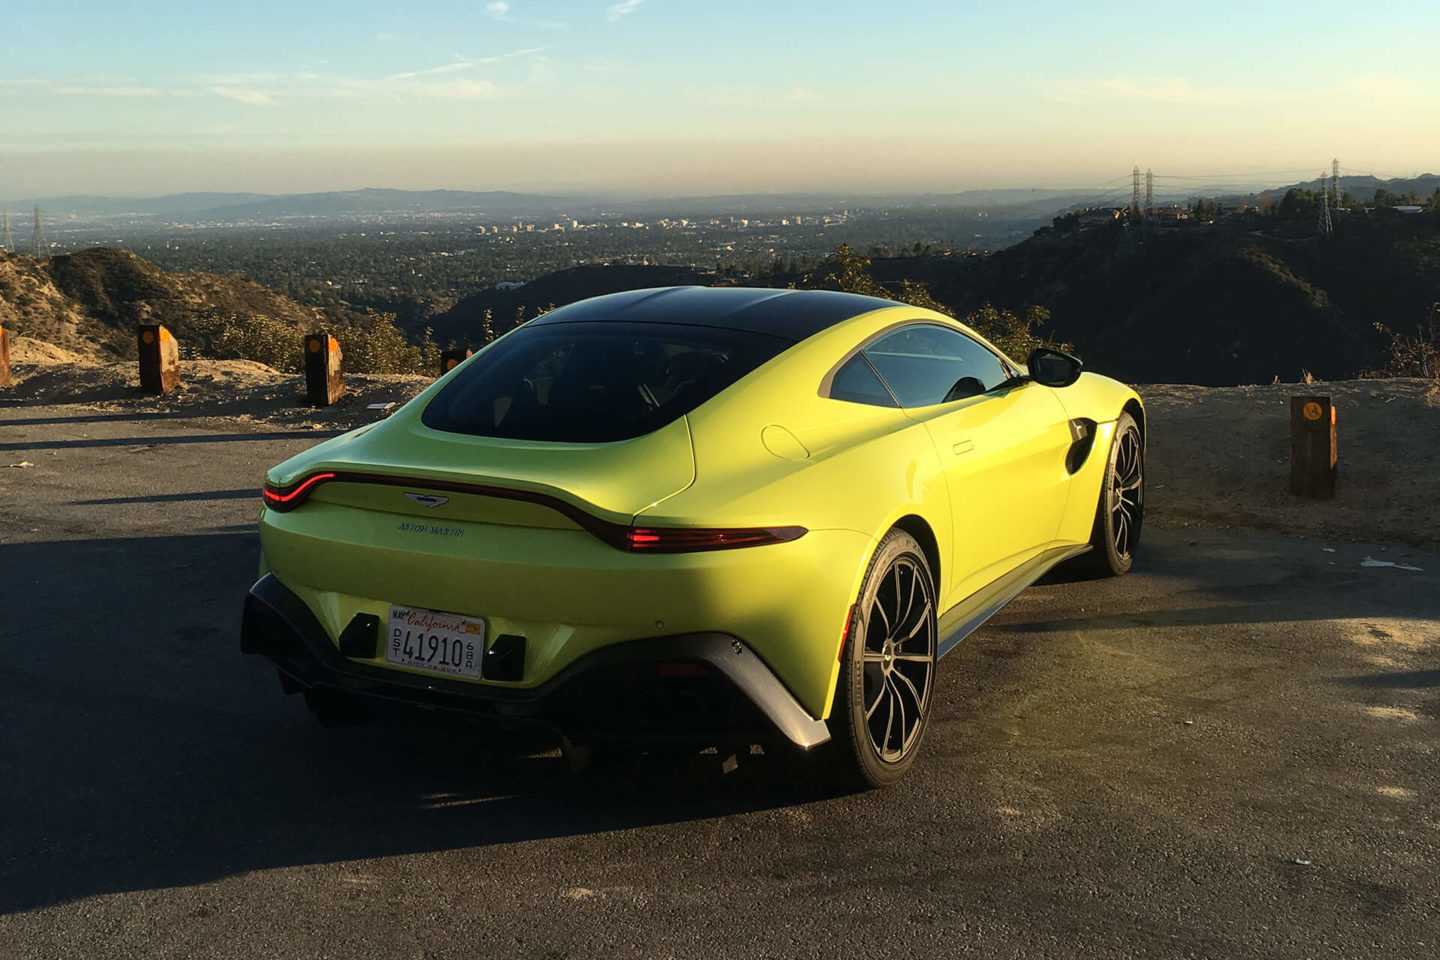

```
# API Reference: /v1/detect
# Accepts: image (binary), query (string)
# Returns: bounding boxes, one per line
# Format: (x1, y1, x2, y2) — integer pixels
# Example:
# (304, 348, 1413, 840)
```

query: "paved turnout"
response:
(1, 405, 1437, 959)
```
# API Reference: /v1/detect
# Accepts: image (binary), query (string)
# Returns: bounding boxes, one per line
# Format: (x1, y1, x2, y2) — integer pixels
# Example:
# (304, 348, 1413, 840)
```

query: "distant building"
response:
(1394, 205, 1423, 215)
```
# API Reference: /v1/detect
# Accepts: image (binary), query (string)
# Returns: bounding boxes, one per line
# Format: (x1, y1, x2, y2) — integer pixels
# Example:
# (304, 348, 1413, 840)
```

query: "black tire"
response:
(1072, 411, 1143, 578)
(823, 529, 938, 790)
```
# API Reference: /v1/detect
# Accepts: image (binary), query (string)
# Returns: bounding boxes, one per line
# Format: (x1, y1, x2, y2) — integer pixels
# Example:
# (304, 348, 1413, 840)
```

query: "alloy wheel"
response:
(1111, 426, 1143, 560)
(860, 556, 935, 763)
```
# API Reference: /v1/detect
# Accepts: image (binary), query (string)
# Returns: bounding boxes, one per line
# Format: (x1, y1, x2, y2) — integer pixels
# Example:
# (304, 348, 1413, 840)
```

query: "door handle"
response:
(952, 439, 974, 455)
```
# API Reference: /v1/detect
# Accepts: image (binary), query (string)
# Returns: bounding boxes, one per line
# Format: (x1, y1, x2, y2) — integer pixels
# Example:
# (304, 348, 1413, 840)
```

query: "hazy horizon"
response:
(3, 1, 1436, 197)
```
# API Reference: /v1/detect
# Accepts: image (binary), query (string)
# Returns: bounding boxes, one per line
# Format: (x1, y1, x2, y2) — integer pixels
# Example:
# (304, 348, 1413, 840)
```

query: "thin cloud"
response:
(1042, 77, 1292, 106)
(486, 3, 567, 28)
(212, 87, 276, 105)
(387, 60, 489, 81)
(54, 85, 160, 97)
(606, 0, 644, 21)
(1042, 74, 1419, 107)
(405, 79, 499, 101)
(24, 51, 548, 108)
(386, 48, 545, 82)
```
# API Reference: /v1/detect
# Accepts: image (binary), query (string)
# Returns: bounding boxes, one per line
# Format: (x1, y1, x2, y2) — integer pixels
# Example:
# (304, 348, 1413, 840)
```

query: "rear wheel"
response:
(1073, 411, 1143, 578)
(824, 530, 937, 789)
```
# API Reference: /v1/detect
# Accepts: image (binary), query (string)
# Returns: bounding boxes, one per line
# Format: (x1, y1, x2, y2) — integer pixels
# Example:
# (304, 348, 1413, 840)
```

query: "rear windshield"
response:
(421, 321, 791, 443)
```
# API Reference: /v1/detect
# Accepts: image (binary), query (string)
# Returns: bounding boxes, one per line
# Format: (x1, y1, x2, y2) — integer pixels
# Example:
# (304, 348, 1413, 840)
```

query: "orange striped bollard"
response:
(137, 324, 181, 394)
(440, 348, 472, 376)
(305, 333, 344, 407)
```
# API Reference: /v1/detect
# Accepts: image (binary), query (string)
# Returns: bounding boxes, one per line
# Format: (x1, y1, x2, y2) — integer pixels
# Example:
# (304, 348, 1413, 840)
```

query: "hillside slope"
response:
(0, 248, 362, 357)
(871, 213, 1440, 384)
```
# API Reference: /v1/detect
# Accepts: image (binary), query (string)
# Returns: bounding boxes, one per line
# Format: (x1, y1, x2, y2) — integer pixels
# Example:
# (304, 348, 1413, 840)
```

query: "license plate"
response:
(385, 605, 485, 679)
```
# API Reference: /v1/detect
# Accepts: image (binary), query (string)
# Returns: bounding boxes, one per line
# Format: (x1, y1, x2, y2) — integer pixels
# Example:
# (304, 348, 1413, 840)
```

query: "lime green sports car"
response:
(242, 286, 1144, 786)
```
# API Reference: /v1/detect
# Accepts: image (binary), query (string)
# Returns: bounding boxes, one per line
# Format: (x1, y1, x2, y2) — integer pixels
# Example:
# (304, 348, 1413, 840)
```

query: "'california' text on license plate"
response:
(386, 605, 485, 679)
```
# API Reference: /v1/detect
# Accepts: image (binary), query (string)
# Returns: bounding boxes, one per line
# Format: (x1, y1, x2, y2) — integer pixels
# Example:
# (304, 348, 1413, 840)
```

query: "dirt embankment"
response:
(3, 339, 1437, 548)
(1142, 378, 1440, 549)
(2, 336, 430, 431)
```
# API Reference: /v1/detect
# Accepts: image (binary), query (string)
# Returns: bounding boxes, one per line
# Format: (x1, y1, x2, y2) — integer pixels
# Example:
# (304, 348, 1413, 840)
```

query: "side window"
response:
(828, 354, 898, 407)
(862, 324, 1008, 408)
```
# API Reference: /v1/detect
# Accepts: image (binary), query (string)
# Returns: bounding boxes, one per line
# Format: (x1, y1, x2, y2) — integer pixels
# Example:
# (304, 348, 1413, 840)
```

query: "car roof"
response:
(527, 286, 903, 342)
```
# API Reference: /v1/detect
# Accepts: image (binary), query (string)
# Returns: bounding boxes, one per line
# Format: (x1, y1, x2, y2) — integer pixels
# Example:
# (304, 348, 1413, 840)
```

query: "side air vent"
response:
(1065, 418, 1098, 475)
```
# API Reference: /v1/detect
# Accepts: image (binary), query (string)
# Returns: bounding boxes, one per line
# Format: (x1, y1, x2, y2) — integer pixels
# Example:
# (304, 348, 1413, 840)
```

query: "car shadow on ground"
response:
(4, 526, 1434, 916)
(0, 531, 837, 916)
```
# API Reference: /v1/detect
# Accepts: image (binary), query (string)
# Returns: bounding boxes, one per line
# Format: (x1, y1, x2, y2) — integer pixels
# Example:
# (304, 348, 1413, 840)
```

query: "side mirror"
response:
(1026, 348, 1083, 388)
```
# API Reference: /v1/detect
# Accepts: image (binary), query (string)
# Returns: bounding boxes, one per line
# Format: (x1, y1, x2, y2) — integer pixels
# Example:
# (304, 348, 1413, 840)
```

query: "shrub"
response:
(178, 312, 440, 375)
(180, 313, 304, 371)
(797, 245, 1070, 359)
(1368, 311, 1440, 380)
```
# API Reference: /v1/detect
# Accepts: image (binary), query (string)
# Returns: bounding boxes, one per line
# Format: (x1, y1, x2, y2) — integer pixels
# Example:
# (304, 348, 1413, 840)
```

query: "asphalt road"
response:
(1, 405, 1438, 959)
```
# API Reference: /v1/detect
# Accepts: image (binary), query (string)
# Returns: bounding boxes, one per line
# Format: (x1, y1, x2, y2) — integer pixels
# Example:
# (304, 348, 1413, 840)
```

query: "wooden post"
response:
(440, 348, 472, 376)
(0, 326, 11, 388)
(1290, 395, 1337, 499)
(137, 323, 181, 394)
(304, 333, 344, 407)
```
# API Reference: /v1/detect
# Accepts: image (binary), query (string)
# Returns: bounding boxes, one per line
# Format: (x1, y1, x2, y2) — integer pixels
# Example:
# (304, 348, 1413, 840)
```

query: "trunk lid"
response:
(266, 413, 696, 529)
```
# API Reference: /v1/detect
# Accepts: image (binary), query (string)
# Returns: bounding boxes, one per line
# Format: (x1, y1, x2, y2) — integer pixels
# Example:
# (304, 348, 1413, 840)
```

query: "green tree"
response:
(1373, 188, 1401, 208)
(961, 303, 1071, 359)
(1278, 188, 1319, 221)
(797, 245, 1067, 359)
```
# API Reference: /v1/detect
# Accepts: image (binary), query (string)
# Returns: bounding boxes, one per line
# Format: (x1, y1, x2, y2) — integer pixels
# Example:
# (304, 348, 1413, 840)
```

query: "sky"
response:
(1, 0, 1436, 197)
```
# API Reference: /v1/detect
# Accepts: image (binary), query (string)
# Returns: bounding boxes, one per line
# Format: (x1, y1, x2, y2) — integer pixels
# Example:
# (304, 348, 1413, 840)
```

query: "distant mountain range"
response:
(9, 176, 1429, 226)
(1226, 174, 1440, 204)
(5, 189, 570, 222)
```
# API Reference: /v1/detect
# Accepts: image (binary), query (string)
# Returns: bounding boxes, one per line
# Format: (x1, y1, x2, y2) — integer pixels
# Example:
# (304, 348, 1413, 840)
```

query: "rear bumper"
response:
(241, 574, 831, 748)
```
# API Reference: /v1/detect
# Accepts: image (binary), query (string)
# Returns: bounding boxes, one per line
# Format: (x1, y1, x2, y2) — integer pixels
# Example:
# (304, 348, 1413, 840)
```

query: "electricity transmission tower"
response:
(1144, 169, 1154, 215)
(1317, 171, 1333, 238)
(1131, 166, 1142, 217)
(31, 206, 47, 258)
(1331, 158, 1340, 208)
(2, 212, 12, 254)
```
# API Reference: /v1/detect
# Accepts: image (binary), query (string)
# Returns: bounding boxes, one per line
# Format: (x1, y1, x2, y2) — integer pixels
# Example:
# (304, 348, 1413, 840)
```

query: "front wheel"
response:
(823, 530, 937, 789)
(1073, 411, 1144, 578)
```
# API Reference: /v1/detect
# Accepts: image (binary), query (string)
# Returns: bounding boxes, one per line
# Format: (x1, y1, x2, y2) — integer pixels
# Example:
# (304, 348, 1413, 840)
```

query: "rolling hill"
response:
(0, 247, 364, 357)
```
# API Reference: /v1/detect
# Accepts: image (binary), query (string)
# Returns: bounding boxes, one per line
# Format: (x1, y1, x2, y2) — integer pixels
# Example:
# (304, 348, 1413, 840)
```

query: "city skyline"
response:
(2, 0, 1435, 196)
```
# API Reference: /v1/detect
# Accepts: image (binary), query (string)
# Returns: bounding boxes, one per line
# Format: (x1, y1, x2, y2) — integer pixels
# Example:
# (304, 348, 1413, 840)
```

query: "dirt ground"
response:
(4, 337, 1437, 548)
(1142, 378, 1440, 550)
(3, 336, 432, 432)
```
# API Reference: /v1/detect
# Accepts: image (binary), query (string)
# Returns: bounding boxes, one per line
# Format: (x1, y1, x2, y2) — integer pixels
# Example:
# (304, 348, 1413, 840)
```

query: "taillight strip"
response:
(260, 470, 805, 553)
(262, 472, 335, 507)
